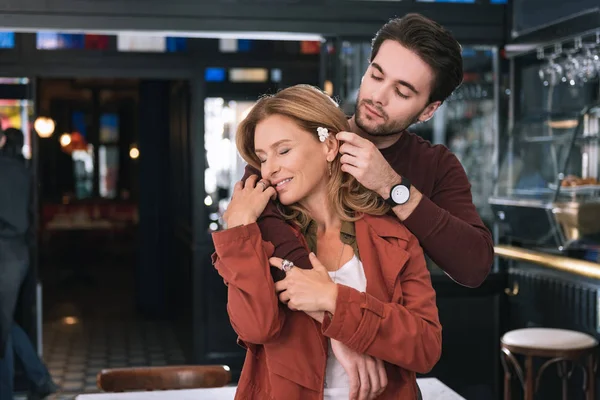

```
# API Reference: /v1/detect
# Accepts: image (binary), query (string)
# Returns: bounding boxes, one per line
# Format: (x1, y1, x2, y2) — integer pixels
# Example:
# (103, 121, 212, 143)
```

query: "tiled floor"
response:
(14, 317, 185, 400)
(37, 318, 185, 399)
(14, 243, 187, 400)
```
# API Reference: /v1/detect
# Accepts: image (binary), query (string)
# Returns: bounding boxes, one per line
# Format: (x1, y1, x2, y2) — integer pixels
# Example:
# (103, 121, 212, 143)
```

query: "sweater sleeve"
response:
(241, 164, 312, 283)
(402, 151, 494, 288)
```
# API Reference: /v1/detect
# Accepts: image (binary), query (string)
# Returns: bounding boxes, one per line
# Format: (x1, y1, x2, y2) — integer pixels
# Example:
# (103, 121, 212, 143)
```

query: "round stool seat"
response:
(502, 328, 598, 352)
(501, 328, 598, 400)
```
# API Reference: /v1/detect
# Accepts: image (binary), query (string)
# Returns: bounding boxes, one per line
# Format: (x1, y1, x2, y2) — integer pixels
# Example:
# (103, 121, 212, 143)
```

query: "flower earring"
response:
(319, 127, 333, 176)
(317, 127, 329, 142)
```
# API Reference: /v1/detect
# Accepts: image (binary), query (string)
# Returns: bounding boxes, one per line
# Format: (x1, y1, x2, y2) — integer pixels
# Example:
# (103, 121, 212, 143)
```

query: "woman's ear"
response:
(323, 136, 339, 162)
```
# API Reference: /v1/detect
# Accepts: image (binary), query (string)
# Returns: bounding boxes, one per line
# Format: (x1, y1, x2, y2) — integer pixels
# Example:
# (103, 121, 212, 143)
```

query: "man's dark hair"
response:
(371, 13, 463, 104)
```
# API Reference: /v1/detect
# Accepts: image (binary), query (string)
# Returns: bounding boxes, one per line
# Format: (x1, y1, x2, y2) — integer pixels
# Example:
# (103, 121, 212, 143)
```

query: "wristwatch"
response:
(385, 176, 411, 206)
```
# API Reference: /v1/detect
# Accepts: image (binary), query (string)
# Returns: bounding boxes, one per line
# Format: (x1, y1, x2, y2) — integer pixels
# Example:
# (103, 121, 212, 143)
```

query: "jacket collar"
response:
(301, 219, 355, 237)
(358, 213, 410, 241)
(301, 214, 407, 240)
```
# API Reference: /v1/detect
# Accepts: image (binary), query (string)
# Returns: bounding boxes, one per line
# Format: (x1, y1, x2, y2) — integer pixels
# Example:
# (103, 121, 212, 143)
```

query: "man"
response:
(250, 13, 493, 287)
(240, 13, 494, 399)
(334, 14, 493, 287)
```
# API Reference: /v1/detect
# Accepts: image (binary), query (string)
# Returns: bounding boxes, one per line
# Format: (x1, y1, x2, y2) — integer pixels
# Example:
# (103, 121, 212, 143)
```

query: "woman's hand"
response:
(331, 340, 388, 400)
(304, 311, 325, 323)
(271, 253, 338, 313)
(223, 175, 277, 229)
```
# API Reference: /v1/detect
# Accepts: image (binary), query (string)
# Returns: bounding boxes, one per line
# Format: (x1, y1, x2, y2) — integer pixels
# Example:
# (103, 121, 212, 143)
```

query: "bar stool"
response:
(501, 328, 598, 400)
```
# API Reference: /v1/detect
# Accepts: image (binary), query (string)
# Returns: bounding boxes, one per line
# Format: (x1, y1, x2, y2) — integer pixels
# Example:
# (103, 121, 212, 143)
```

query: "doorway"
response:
(34, 78, 188, 397)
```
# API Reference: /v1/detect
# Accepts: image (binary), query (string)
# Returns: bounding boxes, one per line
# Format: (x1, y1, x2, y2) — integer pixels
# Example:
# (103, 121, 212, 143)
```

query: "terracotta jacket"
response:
(211, 213, 441, 400)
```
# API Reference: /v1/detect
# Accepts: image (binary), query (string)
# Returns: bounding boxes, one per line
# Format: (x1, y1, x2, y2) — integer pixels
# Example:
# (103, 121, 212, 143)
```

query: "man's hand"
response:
(330, 339, 387, 400)
(336, 131, 423, 220)
(336, 131, 400, 198)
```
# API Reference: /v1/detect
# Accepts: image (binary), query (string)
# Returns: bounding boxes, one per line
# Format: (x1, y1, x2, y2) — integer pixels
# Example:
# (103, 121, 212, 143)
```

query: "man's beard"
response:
(355, 99, 421, 137)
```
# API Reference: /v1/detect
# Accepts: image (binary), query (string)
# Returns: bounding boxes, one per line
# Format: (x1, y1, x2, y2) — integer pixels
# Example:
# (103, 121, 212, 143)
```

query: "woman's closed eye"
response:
(257, 148, 290, 163)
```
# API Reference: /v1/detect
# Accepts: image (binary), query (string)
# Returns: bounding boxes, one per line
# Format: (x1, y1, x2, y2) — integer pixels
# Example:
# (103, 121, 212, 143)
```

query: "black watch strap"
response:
(384, 176, 411, 207)
(384, 196, 397, 207)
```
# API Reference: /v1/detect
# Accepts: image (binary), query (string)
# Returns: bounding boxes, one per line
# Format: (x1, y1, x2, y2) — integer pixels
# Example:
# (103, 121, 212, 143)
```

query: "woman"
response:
(212, 85, 441, 400)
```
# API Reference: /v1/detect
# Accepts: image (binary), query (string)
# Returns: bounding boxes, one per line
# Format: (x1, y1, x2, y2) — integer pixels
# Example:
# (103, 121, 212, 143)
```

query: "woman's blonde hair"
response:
(236, 84, 389, 229)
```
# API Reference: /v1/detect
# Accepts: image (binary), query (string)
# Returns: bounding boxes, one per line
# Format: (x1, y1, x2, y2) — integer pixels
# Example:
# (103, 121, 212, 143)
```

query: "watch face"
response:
(391, 185, 410, 205)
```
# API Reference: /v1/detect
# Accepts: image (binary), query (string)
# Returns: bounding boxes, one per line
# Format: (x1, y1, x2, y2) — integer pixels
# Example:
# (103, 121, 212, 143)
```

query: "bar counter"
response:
(495, 245, 600, 279)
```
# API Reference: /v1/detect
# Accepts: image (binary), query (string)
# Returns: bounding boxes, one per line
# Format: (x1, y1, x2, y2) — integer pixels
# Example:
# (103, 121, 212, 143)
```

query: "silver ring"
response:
(281, 259, 294, 272)
(258, 180, 268, 191)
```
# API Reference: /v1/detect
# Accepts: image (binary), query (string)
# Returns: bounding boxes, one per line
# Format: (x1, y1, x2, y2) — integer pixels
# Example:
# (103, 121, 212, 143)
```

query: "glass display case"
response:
(443, 54, 498, 225)
(490, 104, 600, 251)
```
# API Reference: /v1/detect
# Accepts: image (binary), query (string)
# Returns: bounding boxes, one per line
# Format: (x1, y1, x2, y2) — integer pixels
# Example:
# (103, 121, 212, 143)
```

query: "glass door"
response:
(204, 97, 256, 232)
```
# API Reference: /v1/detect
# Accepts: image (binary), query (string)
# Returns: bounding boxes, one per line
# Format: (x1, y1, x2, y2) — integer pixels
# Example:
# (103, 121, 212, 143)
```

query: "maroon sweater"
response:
(243, 131, 494, 288)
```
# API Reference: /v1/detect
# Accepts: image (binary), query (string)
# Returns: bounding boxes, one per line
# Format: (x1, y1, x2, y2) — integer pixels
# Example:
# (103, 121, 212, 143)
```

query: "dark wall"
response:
(136, 80, 171, 317)
(167, 80, 196, 358)
(42, 100, 76, 200)
(426, 274, 506, 400)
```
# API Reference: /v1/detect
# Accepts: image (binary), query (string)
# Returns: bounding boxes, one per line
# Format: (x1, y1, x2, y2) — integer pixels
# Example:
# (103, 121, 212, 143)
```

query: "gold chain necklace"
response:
(332, 241, 346, 283)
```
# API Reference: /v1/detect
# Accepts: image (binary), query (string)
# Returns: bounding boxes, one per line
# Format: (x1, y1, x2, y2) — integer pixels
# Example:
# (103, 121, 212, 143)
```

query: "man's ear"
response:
(0, 134, 6, 149)
(417, 101, 441, 123)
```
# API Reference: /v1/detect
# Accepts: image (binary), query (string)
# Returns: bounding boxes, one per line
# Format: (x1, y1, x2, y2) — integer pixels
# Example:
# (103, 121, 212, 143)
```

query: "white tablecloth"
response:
(76, 378, 465, 399)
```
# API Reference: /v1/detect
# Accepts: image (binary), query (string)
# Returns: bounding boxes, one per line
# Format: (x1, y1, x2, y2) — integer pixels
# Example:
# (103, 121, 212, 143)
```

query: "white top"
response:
(75, 379, 465, 400)
(324, 255, 367, 399)
(502, 328, 598, 350)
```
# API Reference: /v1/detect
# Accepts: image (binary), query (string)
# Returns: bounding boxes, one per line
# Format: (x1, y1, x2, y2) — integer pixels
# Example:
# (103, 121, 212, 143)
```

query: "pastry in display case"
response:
(489, 104, 600, 251)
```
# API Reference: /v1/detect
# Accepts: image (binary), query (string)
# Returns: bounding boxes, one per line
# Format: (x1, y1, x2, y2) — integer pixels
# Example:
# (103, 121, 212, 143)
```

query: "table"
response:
(76, 378, 465, 399)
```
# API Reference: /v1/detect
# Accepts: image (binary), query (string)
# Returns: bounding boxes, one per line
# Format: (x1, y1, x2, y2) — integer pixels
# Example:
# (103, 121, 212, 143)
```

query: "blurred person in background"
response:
(0, 128, 57, 399)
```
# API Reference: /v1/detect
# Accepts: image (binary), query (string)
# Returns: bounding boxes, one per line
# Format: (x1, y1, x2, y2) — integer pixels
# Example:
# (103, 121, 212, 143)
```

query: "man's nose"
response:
(371, 84, 388, 106)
